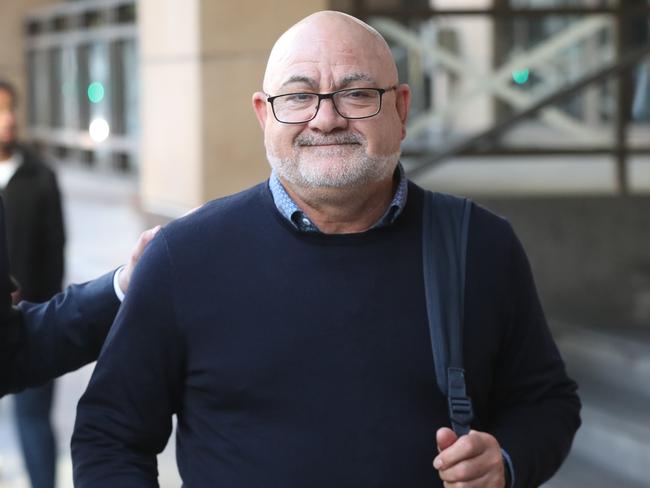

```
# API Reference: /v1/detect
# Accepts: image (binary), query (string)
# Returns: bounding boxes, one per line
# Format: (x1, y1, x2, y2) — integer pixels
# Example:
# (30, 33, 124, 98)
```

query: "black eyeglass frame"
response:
(265, 85, 398, 124)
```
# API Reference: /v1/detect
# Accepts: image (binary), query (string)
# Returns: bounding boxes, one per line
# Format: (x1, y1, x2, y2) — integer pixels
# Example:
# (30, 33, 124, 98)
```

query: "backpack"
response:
(422, 191, 474, 436)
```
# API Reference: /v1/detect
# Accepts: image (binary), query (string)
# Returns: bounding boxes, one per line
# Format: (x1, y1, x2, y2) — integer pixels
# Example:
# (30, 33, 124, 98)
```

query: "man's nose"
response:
(307, 98, 348, 132)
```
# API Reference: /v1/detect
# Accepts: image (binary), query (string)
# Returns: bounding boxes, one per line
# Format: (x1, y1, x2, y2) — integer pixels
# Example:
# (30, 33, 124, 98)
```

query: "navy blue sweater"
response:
(72, 182, 579, 487)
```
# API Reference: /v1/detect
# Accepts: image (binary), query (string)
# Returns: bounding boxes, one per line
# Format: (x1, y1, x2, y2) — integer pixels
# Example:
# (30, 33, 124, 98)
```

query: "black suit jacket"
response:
(1, 145, 65, 302)
(0, 196, 121, 396)
(0, 198, 17, 323)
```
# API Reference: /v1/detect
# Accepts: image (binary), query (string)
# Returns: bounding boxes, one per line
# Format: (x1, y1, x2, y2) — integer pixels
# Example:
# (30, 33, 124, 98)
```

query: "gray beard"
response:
(267, 133, 400, 189)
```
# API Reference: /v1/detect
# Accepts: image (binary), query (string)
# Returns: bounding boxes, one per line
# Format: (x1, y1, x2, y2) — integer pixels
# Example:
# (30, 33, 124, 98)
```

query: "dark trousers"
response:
(14, 380, 56, 488)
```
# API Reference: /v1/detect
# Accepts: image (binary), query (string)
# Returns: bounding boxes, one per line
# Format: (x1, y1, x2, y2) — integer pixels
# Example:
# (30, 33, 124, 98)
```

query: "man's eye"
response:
(341, 90, 372, 99)
(285, 94, 313, 103)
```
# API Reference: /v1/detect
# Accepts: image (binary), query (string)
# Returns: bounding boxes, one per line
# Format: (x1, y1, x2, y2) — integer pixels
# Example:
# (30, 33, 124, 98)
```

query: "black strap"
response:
(422, 191, 474, 436)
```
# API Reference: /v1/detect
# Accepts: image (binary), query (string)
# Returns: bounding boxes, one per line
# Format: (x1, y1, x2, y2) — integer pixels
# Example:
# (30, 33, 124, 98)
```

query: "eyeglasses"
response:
(266, 86, 397, 124)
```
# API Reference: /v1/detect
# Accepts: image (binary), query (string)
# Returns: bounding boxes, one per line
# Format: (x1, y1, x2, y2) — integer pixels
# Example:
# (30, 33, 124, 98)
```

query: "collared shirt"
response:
(269, 163, 408, 233)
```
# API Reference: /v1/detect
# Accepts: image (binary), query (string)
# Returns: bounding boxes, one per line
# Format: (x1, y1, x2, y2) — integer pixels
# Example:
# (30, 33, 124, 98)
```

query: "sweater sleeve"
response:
(488, 227, 581, 487)
(71, 230, 184, 488)
(0, 271, 119, 396)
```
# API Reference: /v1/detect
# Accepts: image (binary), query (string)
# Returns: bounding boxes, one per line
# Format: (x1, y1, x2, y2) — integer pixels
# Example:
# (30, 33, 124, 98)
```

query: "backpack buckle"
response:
(447, 367, 474, 436)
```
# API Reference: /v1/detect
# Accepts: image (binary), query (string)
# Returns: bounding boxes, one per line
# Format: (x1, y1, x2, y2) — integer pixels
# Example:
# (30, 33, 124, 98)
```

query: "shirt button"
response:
(301, 217, 311, 226)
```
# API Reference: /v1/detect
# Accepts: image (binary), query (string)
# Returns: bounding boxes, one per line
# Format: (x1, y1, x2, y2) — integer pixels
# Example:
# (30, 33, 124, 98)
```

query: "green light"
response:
(87, 82, 105, 103)
(512, 69, 530, 85)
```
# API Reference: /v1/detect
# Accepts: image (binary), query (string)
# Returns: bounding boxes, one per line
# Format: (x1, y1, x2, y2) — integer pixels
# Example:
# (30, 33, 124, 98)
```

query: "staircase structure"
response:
(357, 2, 650, 485)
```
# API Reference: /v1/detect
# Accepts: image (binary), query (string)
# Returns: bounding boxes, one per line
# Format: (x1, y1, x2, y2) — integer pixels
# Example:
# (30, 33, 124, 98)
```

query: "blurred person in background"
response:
(0, 193, 159, 397)
(0, 79, 63, 488)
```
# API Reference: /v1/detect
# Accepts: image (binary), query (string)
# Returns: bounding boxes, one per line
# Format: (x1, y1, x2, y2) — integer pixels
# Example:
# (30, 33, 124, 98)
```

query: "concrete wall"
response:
(477, 195, 650, 329)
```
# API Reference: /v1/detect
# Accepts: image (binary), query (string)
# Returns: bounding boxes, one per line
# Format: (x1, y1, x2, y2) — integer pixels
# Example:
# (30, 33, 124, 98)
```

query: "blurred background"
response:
(0, 0, 649, 486)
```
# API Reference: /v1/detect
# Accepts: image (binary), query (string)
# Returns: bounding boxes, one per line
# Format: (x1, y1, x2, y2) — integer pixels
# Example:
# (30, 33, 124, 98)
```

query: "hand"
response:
(117, 205, 201, 294)
(433, 427, 505, 488)
(181, 205, 202, 218)
(118, 225, 161, 294)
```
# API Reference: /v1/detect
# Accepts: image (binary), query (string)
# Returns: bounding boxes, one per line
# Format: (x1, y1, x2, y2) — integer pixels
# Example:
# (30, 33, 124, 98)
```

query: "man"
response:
(1, 78, 66, 488)
(0, 195, 158, 396)
(72, 11, 580, 488)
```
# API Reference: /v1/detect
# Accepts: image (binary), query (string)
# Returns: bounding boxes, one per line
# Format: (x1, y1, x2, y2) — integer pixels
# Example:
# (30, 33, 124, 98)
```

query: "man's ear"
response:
(252, 92, 269, 130)
(395, 83, 411, 141)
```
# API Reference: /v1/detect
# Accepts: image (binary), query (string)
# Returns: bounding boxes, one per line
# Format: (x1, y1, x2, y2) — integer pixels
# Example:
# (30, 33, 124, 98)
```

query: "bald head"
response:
(251, 11, 411, 198)
(262, 11, 398, 94)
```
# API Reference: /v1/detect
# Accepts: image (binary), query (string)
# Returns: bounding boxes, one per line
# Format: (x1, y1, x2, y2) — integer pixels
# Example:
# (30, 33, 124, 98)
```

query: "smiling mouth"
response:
(302, 142, 360, 147)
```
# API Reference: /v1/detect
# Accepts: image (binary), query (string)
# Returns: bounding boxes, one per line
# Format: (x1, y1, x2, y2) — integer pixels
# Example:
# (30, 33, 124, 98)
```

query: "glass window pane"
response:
(60, 46, 80, 130)
(122, 39, 139, 137)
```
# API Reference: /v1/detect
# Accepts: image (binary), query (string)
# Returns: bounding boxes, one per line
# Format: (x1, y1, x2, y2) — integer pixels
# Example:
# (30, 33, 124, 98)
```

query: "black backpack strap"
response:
(422, 191, 474, 436)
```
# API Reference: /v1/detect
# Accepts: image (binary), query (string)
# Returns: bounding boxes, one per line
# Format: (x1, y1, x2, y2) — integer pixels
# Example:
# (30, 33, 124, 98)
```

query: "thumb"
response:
(436, 427, 458, 453)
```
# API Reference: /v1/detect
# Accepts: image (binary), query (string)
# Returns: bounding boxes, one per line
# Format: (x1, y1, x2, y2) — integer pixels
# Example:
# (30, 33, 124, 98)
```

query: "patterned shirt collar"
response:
(269, 163, 408, 233)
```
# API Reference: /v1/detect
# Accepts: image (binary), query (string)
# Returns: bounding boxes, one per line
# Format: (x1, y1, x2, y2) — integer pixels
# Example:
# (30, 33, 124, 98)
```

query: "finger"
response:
(181, 205, 202, 218)
(130, 226, 161, 265)
(438, 456, 488, 483)
(140, 225, 161, 250)
(434, 427, 460, 469)
(442, 471, 493, 488)
(434, 431, 485, 471)
(436, 427, 458, 454)
(119, 226, 161, 294)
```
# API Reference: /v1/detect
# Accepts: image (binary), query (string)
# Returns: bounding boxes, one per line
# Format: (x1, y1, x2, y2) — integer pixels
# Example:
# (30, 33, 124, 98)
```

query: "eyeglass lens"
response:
(272, 89, 382, 123)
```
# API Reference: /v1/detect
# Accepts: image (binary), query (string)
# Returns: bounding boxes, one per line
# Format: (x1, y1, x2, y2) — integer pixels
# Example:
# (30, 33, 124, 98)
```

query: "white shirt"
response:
(113, 266, 126, 302)
(0, 152, 22, 189)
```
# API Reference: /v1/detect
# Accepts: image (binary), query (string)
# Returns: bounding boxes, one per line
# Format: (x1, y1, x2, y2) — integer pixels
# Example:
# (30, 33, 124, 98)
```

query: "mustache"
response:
(295, 133, 364, 146)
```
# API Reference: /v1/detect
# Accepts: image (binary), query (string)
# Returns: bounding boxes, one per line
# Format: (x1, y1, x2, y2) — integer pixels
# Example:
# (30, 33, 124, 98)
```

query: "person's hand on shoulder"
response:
(118, 225, 161, 295)
(117, 205, 202, 296)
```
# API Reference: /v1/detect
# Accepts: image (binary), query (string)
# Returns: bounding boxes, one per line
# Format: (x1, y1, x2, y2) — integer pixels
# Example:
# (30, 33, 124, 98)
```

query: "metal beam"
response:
(25, 0, 135, 23)
(407, 43, 650, 179)
(25, 25, 137, 50)
(359, 6, 650, 20)
(403, 146, 650, 159)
